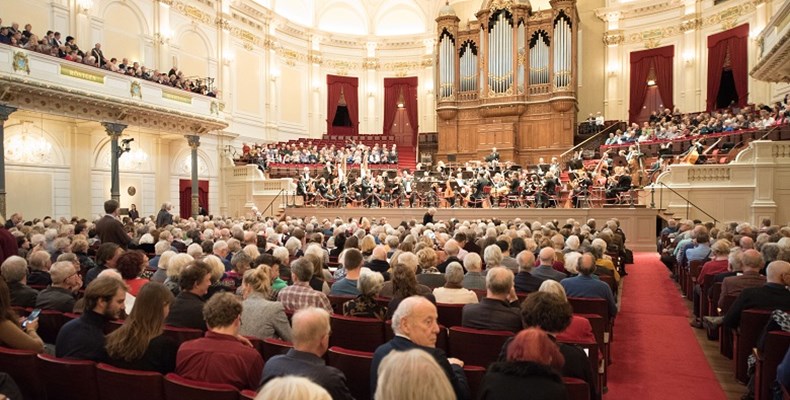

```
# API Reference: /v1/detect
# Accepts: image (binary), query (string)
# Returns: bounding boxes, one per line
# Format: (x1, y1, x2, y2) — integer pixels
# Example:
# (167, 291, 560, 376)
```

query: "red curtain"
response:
(629, 45, 674, 123)
(706, 24, 749, 111)
(178, 179, 208, 218)
(383, 77, 418, 145)
(326, 75, 358, 135)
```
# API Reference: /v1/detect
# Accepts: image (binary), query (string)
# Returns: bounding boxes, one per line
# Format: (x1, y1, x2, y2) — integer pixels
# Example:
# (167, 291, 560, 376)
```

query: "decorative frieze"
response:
(602, 30, 624, 46)
(679, 17, 701, 32)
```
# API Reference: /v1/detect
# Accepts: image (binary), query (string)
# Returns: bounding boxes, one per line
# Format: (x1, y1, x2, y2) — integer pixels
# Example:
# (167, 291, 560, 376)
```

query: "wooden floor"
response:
(677, 279, 747, 400)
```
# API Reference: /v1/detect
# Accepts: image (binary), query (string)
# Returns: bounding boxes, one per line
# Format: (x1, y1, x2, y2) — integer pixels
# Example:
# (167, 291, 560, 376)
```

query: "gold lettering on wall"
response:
(60, 65, 105, 84)
(162, 90, 193, 104)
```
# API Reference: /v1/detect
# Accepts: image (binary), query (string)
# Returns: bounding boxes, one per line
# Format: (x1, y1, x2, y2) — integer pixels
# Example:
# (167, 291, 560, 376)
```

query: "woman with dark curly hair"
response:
(115, 251, 149, 296)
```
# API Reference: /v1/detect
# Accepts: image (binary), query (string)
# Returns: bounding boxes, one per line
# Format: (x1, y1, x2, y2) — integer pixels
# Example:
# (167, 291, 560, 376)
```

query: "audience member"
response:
(462, 267, 522, 333)
(561, 253, 618, 318)
(433, 263, 479, 304)
(261, 307, 354, 400)
(26, 250, 52, 286)
(514, 250, 545, 293)
(461, 253, 486, 291)
(1, 256, 38, 307)
(532, 247, 566, 282)
(0, 279, 44, 353)
(165, 261, 212, 330)
(257, 376, 331, 400)
(85, 242, 123, 285)
(722, 261, 790, 330)
(342, 271, 387, 319)
(96, 199, 131, 249)
(116, 251, 149, 296)
(239, 267, 292, 341)
(35, 260, 81, 312)
(277, 258, 332, 313)
(375, 349, 456, 400)
(330, 249, 363, 296)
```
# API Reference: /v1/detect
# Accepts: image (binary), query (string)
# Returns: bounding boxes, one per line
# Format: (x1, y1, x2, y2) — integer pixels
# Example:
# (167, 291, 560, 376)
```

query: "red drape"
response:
(178, 179, 208, 218)
(706, 24, 749, 111)
(629, 45, 674, 123)
(326, 75, 359, 135)
(383, 77, 418, 145)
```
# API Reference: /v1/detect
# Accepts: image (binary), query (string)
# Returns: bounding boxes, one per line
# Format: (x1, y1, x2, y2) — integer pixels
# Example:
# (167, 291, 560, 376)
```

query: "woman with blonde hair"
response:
(360, 235, 376, 257)
(416, 247, 445, 289)
(239, 267, 292, 341)
(257, 376, 330, 400)
(164, 253, 194, 296)
(538, 280, 595, 344)
(374, 349, 455, 400)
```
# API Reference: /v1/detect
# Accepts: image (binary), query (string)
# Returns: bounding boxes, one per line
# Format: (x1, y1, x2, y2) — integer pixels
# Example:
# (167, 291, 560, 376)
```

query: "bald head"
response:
(291, 307, 331, 353)
(741, 249, 764, 272)
(444, 240, 460, 257)
(739, 236, 754, 250)
(372, 245, 387, 261)
(517, 250, 535, 273)
(578, 253, 596, 275)
(766, 261, 790, 285)
(538, 247, 555, 265)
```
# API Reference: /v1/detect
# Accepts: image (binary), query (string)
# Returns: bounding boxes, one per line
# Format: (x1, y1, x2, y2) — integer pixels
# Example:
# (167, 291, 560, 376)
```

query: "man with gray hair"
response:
(1, 255, 38, 307)
(261, 307, 354, 400)
(562, 253, 618, 317)
(514, 250, 545, 293)
(532, 247, 567, 282)
(156, 202, 174, 228)
(27, 250, 53, 286)
(212, 240, 233, 271)
(723, 260, 790, 330)
(277, 258, 332, 313)
(36, 261, 82, 312)
(437, 240, 463, 274)
(365, 245, 391, 280)
(461, 266, 522, 332)
(462, 253, 486, 291)
(148, 240, 172, 269)
(370, 296, 469, 399)
(718, 249, 766, 309)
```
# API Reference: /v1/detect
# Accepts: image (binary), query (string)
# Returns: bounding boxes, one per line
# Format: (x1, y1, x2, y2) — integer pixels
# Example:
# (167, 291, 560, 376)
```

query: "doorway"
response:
(179, 179, 209, 218)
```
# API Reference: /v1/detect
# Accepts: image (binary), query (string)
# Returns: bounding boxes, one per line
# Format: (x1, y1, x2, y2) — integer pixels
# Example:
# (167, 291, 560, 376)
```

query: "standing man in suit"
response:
(95, 199, 131, 249)
(91, 43, 107, 67)
(156, 202, 174, 228)
(370, 296, 470, 400)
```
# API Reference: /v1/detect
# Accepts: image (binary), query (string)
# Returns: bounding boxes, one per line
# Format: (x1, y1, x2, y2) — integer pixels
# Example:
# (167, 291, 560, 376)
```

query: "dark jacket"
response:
(95, 215, 131, 249)
(165, 292, 206, 331)
(462, 298, 523, 333)
(35, 286, 76, 313)
(56, 310, 110, 361)
(723, 283, 790, 329)
(371, 336, 470, 400)
(514, 271, 546, 293)
(26, 270, 52, 287)
(108, 334, 179, 374)
(437, 256, 463, 274)
(156, 210, 173, 228)
(479, 361, 568, 400)
(8, 281, 38, 308)
(261, 349, 354, 400)
(365, 259, 391, 280)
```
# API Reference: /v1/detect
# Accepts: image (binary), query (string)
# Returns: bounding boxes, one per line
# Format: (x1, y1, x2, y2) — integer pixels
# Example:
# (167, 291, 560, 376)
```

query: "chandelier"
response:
(120, 146, 149, 169)
(5, 122, 52, 163)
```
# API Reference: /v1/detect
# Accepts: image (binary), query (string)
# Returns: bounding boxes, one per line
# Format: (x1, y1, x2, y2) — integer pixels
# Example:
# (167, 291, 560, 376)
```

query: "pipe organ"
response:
(436, 0, 578, 165)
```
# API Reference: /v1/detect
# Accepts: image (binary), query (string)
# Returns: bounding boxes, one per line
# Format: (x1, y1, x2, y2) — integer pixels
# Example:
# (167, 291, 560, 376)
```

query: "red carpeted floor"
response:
(604, 252, 727, 400)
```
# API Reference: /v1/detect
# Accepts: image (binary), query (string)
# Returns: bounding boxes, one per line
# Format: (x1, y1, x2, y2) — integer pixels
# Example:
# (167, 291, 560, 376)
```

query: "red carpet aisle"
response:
(604, 252, 727, 400)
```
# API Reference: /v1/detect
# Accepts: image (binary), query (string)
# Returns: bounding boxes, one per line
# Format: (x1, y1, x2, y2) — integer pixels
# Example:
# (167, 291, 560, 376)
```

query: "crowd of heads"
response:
(240, 140, 398, 167)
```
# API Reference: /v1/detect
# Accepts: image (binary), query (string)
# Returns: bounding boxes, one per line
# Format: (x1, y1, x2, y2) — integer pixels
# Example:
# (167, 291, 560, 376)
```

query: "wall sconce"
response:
(154, 29, 172, 45)
(607, 64, 618, 76)
(222, 50, 234, 66)
(76, 0, 93, 13)
(683, 51, 694, 65)
(270, 68, 280, 81)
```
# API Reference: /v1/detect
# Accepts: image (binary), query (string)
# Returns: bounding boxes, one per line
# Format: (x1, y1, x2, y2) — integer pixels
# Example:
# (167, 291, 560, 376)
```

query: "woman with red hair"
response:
(479, 328, 568, 400)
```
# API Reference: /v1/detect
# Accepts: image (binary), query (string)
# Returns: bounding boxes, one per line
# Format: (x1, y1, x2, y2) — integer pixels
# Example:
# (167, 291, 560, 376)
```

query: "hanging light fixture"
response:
(5, 120, 52, 163)
(119, 128, 148, 169)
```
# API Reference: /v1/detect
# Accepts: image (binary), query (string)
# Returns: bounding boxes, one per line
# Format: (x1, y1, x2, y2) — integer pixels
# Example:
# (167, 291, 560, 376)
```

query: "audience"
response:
(462, 267, 522, 333)
(56, 276, 127, 361)
(1, 256, 38, 307)
(175, 292, 263, 390)
(0, 279, 44, 353)
(561, 253, 618, 318)
(35, 260, 80, 312)
(342, 271, 387, 319)
(722, 260, 790, 330)
(514, 250, 545, 293)
(461, 253, 486, 291)
(116, 251, 149, 296)
(433, 262, 479, 304)
(261, 307, 354, 400)
(258, 376, 331, 400)
(105, 282, 178, 374)
(375, 349, 456, 400)
(277, 258, 332, 313)
(165, 261, 212, 330)
(239, 267, 292, 341)
(330, 249, 363, 296)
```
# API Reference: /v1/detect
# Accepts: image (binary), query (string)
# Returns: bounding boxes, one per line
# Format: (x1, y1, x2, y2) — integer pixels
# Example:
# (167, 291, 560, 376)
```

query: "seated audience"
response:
(151, 250, 176, 283)
(1, 256, 38, 307)
(538, 280, 596, 344)
(35, 260, 81, 312)
(385, 262, 436, 320)
(532, 247, 566, 282)
(116, 251, 149, 297)
(718, 249, 766, 309)
(561, 253, 618, 318)
(239, 267, 292, 341)
(0, 279, 44, 353)
(175, 292, 263, 390)
(462, 267, 522, 333)
(379, 252, 431, 298)
(365, 245, 391, 279)
(165, 261, 212, 330)
(437, 240, 463, 273)
(330, 249, 363, 296)
(722, 260, 790, 330)
(514, 250, 545, 293)
(105, 282, 179, 374)
(371, 296, 470, 400)
(85, 242, 123, 286)
(433, 262, 479, 304)
(56, 276, 127, 360)
(375, 349, 456, 400)
(342, 271, 387, 319)
(479, 328, 567, 400)
(261, 307, 354, 400)
(462, 253, 486, 291)
(277, 258, 332, 313)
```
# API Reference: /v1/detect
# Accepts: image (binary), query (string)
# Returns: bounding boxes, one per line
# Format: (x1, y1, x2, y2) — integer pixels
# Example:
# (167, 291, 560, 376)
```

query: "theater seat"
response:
(436, 303, 465, 328)
(329, 314, 385, 352)
(327, 346, 373, 400)
(563, 377, 591, 400)
(463, 365, 486, 399)
(96, 363, 165, 400)
(447, 326, 513, 368)
(262, 337, 293, 360)
(163, 373, 240, 400)
(36, 353, 99, 400)
(0, 347, 45, 400)
(240, 389, 257, 400)
(163, 325, 204, 346)
(37, 310, 74, 344)
(754, 331, 790, 400)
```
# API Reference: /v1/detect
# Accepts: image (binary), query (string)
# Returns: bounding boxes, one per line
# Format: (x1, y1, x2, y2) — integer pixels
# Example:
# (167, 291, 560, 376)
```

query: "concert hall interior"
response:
(0, 0, 789, 399)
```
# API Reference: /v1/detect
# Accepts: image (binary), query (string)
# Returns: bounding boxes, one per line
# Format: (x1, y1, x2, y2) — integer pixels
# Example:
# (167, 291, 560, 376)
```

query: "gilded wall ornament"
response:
(12, 51, 30, 74)
(602, 30, 624, 46)
(130, 81, 142, 99)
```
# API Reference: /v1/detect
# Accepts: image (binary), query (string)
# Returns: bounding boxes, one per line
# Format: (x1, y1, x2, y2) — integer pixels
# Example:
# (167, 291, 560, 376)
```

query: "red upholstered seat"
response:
(163, 373, 240, 400)
(568, 297, 613, 342)
(244, 336, 266, 361)
(463, 365, 486, 399)
(558, 340, 601, 397)
(36, 353, 99, 400)
(240, 389, 257, 400)
(329, 314, 385, 352)
(447, 326, 513, 368)
(563, 377, 591, 400)
(262, 337, 293, 361)
(96, 363, 165, 400)
(163, 325, 204, 345)
(327, 346, 373, 400)
(0, 347, 45, 400)
(734, 309, 775, 383)
(436, 303, 465, 328)
(327, 295, 356, 314)
(755, 331, 790, 400)
(37, 310, 74, 344)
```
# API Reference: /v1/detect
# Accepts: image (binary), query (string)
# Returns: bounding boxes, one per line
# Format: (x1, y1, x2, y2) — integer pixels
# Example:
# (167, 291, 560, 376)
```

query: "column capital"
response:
(102, 122, 127, 137)
(186, 134, 201, 149)
(0, 105, 18, 122)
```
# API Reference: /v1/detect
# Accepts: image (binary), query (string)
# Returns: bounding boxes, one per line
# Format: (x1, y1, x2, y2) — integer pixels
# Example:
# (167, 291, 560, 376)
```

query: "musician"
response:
(485, 147, 500, 168)
(571, 172, 593, 208)
(648, 158, 666, 182)
(402, 170, 415, 207)
(606, 168, 633, 203)
(388, 144, 398, 164)
(322, 161, 334, 182)
(443, 178, 456, 208)
(536, 172, 559, 208)
(536, 157, 549, 177)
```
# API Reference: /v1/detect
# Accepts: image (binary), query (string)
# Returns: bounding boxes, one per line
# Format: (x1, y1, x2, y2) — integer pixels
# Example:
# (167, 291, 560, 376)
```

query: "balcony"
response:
(0, 45, 227, 134)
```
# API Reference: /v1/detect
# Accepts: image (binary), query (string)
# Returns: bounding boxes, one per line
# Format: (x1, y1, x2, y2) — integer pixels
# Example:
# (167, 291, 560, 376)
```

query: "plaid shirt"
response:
(277, 281, 332, 313)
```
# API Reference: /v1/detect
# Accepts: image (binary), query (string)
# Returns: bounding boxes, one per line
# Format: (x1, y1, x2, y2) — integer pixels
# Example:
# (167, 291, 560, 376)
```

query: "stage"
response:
(284, 205, 659, 252)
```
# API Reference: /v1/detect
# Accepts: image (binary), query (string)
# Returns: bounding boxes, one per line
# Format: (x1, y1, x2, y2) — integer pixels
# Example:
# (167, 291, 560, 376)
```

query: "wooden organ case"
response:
(435, 0, 578, 164)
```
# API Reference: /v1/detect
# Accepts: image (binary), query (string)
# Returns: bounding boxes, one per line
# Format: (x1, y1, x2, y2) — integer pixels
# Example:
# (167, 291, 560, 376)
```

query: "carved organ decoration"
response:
(435, 0, 578, 165)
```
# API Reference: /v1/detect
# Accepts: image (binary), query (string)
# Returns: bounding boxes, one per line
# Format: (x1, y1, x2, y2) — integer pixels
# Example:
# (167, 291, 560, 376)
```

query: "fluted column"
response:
(102, 122, 127, 204)
(186, 135, 200, 219)
(0, 105, 18, 217)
